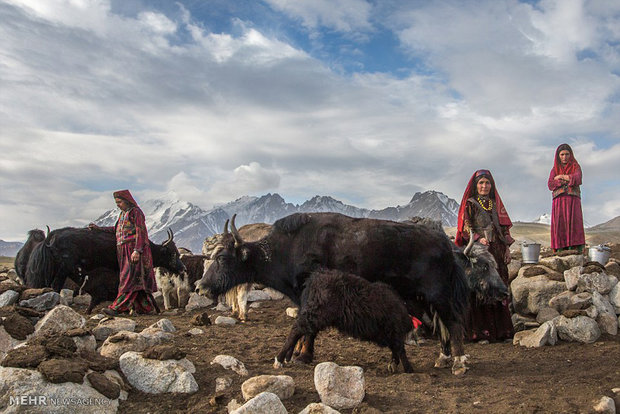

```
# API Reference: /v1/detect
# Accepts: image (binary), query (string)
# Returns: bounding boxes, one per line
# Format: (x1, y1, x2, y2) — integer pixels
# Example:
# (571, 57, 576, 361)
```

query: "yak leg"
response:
(274, 324, 304, 368)
(389, 342, 413, 374)
(448, 319, 467, 375)
(293, 336, 304, 357)
(431, 305, 467, 375)
(295, 334, 316, 364)
(236, 283, 249, 321)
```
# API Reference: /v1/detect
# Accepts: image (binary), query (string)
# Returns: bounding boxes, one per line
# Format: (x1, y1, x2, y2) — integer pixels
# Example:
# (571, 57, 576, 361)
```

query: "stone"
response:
(577, 272, 614, 295)
(555, 315, 601, 343)
(215, 377, 233, 393)
(511, 272, 567, 315)
(119, 351, 198, 394)
(593, 396, 616, 413)
(99, 331, 149, 359)
(20, 288, 54, 301)
(536, 307, 560, 324)
(185, 293, 214, 311)
(264, 288, 284, 300)
(608, 282, 620, 314)
(149, 318, 176, 333)
(0, 367, 121, 413)
(19, 291, 60, 311)
(139, 327, 174, 347)
(34, 305, 85, 337)
(211, 355, 248, 376)
(38, 358, 89, 384)
(246, 289, 272, 302)
(286, 307, 299, 318)
(92, 317, 137, 341)
(299, 403, 343, 414)
(564, 267, 581, 291)
(86, 371, 121, 400)
(0, 290, 19, 307)
(605, 261, 620, 278)
(517, 321, 557, 348)
(314, 362, 365, 410)
(188, 328, 204, 335)
(241, 375, 295, 401)
(230, 392, 287, 414)
(215, 316, 237, 325)
(59, 289, 74, 306)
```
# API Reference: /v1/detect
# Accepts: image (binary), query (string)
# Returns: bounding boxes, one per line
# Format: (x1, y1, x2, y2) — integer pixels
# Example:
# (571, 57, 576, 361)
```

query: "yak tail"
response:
(25, 242, 55, 288)
(431, 308, 450, 344)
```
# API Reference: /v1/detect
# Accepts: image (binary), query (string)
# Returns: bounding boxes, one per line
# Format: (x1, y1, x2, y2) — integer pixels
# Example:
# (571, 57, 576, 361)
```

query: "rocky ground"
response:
(1, 245, 619, 413)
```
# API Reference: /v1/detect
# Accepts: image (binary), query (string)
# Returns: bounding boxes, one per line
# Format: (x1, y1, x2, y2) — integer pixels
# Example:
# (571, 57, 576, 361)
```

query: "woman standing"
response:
(455, 169, 514, 342)
(548, 143, 585, 253)
(90, 190, 158, 315)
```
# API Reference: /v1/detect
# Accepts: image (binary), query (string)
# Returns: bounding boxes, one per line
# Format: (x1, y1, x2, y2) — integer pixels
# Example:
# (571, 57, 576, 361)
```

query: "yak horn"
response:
(46, 225, 51, 237)
(230, 214, 243, 246)
(223, 219, 229, 234)
(163, 228, 174, 246)
(463, 229, 475, 257)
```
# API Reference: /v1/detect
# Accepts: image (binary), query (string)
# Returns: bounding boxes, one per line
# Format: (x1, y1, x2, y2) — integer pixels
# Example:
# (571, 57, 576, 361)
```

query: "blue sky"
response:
(1, 0, 619, 242)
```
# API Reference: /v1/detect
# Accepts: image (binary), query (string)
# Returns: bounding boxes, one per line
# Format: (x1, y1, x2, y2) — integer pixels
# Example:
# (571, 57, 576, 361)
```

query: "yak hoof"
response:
(388, 361, 397, 374)
(294, 354, 313, 364)
(451, 355, 469, 376)
(273, 357, 283, 369)
(433, 352, 451, 369)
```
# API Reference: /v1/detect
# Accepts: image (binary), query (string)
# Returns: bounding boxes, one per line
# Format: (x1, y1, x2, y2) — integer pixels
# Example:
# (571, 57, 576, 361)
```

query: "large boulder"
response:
(119, 351, 198, 394)
(555, 316, 601, 343)
(34, 305, 85, 337)
(314, 362, 365, 410)
(511, 272, 567, 315)
(241, 375, 295, 401)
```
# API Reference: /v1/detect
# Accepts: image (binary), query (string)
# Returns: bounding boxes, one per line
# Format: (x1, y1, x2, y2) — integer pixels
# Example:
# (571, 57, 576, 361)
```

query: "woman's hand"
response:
(131, 251, 141, 263)
(479, 237, 489, 246)
(504, 246, 511, 264)
(554, 174, 569, 182)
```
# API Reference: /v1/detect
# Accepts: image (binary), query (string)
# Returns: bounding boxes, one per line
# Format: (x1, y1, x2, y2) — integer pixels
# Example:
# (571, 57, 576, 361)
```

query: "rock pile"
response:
(510, 252, 620, 347)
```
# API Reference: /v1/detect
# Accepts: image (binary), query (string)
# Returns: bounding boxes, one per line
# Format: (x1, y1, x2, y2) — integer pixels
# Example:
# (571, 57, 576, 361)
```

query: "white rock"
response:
(246, 290, 272, 302)
(230, 392, 287, 414)
(577, 272, 614, 295)
(609, 282, 620, 314)
(0, 367, 119, 413)
(34, 305, 85, 337)
(73, 294, 92, 306)
(138, 327, 174, 347)
(264, 288, 284, 301)
(210, 355, 248, 376)
(119, 351, 198, 394)
(314, 362, 365, 410)
(286, 307, 299, 318)
(593, 396, 616, 413)
(564, 266, 581, 291)
(215, 377, 233, 394)
(518, 321, 557, 348)
(511, 273, 567, 315)
(241, 375, 295, 401)
(149, 318, 176, 333)
(555, 315, 601, 343)
(214, 316, 237, 325)
(59, 289, 74, 306)
(72, 334, 97, 353)
(299, 403, 342, 414)
(185, 293, 214, 311)
(0, 290, 19, 307)
(188, 328, 204, 335)
(99, 331, 149, 359)
(19, 291, 60, 311)
(92, 317, 136, 341)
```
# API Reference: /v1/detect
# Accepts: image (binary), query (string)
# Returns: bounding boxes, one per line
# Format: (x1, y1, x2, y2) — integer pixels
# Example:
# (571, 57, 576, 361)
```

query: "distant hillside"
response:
(0, 240, 22, 257)
(589, 216, 620, 231)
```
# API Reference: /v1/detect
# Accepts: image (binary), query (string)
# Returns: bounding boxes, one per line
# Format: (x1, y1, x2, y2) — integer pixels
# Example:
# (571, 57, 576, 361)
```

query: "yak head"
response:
(153, 229, 186, 274)
(196, 214, 258, 299)
(456, 230, 509, 303)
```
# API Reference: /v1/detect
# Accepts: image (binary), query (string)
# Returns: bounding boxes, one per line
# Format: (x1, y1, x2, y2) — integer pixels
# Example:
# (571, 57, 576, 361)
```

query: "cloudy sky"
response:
(1, 0, 619, 242)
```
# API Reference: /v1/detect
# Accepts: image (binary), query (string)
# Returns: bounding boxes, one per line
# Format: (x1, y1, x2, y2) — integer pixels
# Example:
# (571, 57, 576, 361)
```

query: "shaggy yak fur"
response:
(274, 269, 414, 373)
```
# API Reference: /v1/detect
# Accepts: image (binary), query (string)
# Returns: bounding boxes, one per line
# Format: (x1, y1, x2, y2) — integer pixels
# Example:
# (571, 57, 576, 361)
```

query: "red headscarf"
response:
(553, 143, 580, 176)
(113, 189, 138, 207)
(455, 169, 512, 247)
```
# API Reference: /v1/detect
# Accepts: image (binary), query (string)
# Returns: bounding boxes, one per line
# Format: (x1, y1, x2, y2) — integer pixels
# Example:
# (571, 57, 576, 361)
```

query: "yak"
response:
(197, 212, 474, 375)
(25, 227, 185, 293)
(14, 227, 48, 283)
(274, 268, 414, 373)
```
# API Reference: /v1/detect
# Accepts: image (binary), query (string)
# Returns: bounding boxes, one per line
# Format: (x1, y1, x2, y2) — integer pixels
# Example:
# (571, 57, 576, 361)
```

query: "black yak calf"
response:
(77, 267, 119, 314)
(274, 269, 414, 373)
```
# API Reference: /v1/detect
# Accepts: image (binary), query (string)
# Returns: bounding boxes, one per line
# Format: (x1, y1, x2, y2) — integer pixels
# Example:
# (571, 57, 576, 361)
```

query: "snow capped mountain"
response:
(94, 190, 460, 253)
(533, 213, 551, 225)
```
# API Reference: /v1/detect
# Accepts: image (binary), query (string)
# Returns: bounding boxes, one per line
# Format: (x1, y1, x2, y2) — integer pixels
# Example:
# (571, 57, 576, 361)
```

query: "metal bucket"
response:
(588, 245, 611, 266)
(521, 242, 541, 264)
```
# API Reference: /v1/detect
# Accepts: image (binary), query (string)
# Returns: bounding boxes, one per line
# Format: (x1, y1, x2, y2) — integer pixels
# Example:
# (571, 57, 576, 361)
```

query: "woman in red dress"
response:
(91, 190, 157, 315)
(547, 143, 585, 253)
(455, 169, 515, 342)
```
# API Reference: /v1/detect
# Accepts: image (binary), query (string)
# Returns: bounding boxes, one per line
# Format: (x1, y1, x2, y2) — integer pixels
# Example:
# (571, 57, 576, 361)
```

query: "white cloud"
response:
(0, 0, 619, 242)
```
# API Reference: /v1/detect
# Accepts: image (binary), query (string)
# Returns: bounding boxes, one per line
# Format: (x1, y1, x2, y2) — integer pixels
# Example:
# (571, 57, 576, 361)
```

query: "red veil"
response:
(454, 169, 512, 247)
(113, 189, 139, 207)
(552, 143, 580, 176)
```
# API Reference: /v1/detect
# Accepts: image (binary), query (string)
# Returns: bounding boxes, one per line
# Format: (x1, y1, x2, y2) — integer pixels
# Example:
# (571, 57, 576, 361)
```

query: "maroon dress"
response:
(103, 190, 157, 314)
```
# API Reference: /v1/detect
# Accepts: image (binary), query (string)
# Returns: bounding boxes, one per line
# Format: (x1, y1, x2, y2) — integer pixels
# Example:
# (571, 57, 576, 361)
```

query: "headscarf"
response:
(455, 169, 512, 247)
(113, 189, 138, 207)
(552, 143, 580, 176)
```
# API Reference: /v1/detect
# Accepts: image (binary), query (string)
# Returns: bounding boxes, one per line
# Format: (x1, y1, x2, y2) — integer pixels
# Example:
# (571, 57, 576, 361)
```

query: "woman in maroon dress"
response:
(455, 169, 515, 342)
(91, 190, 157, 315)
(548, 143, 585, 253)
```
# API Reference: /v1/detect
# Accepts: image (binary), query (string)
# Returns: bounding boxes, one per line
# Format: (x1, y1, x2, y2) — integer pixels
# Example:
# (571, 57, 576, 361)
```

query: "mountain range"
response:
(93, 190, 461, 253)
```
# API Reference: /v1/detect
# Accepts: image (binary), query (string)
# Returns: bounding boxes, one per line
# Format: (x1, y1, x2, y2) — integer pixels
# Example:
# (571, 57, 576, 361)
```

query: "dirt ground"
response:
(72, 246, 620, 414)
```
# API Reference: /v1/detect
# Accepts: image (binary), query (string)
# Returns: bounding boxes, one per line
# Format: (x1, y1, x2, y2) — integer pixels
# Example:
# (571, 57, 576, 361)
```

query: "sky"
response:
(1, 0, 619, 242)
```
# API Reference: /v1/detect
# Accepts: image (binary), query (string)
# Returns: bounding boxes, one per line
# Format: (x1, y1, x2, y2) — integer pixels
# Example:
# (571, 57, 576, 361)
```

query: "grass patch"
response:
(0, 256, 15, 267)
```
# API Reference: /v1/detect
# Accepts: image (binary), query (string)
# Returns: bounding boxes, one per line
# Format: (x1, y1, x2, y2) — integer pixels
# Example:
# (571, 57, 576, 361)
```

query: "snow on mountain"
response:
(533, 213, 551, 225)
(94, 190, 461, 253)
